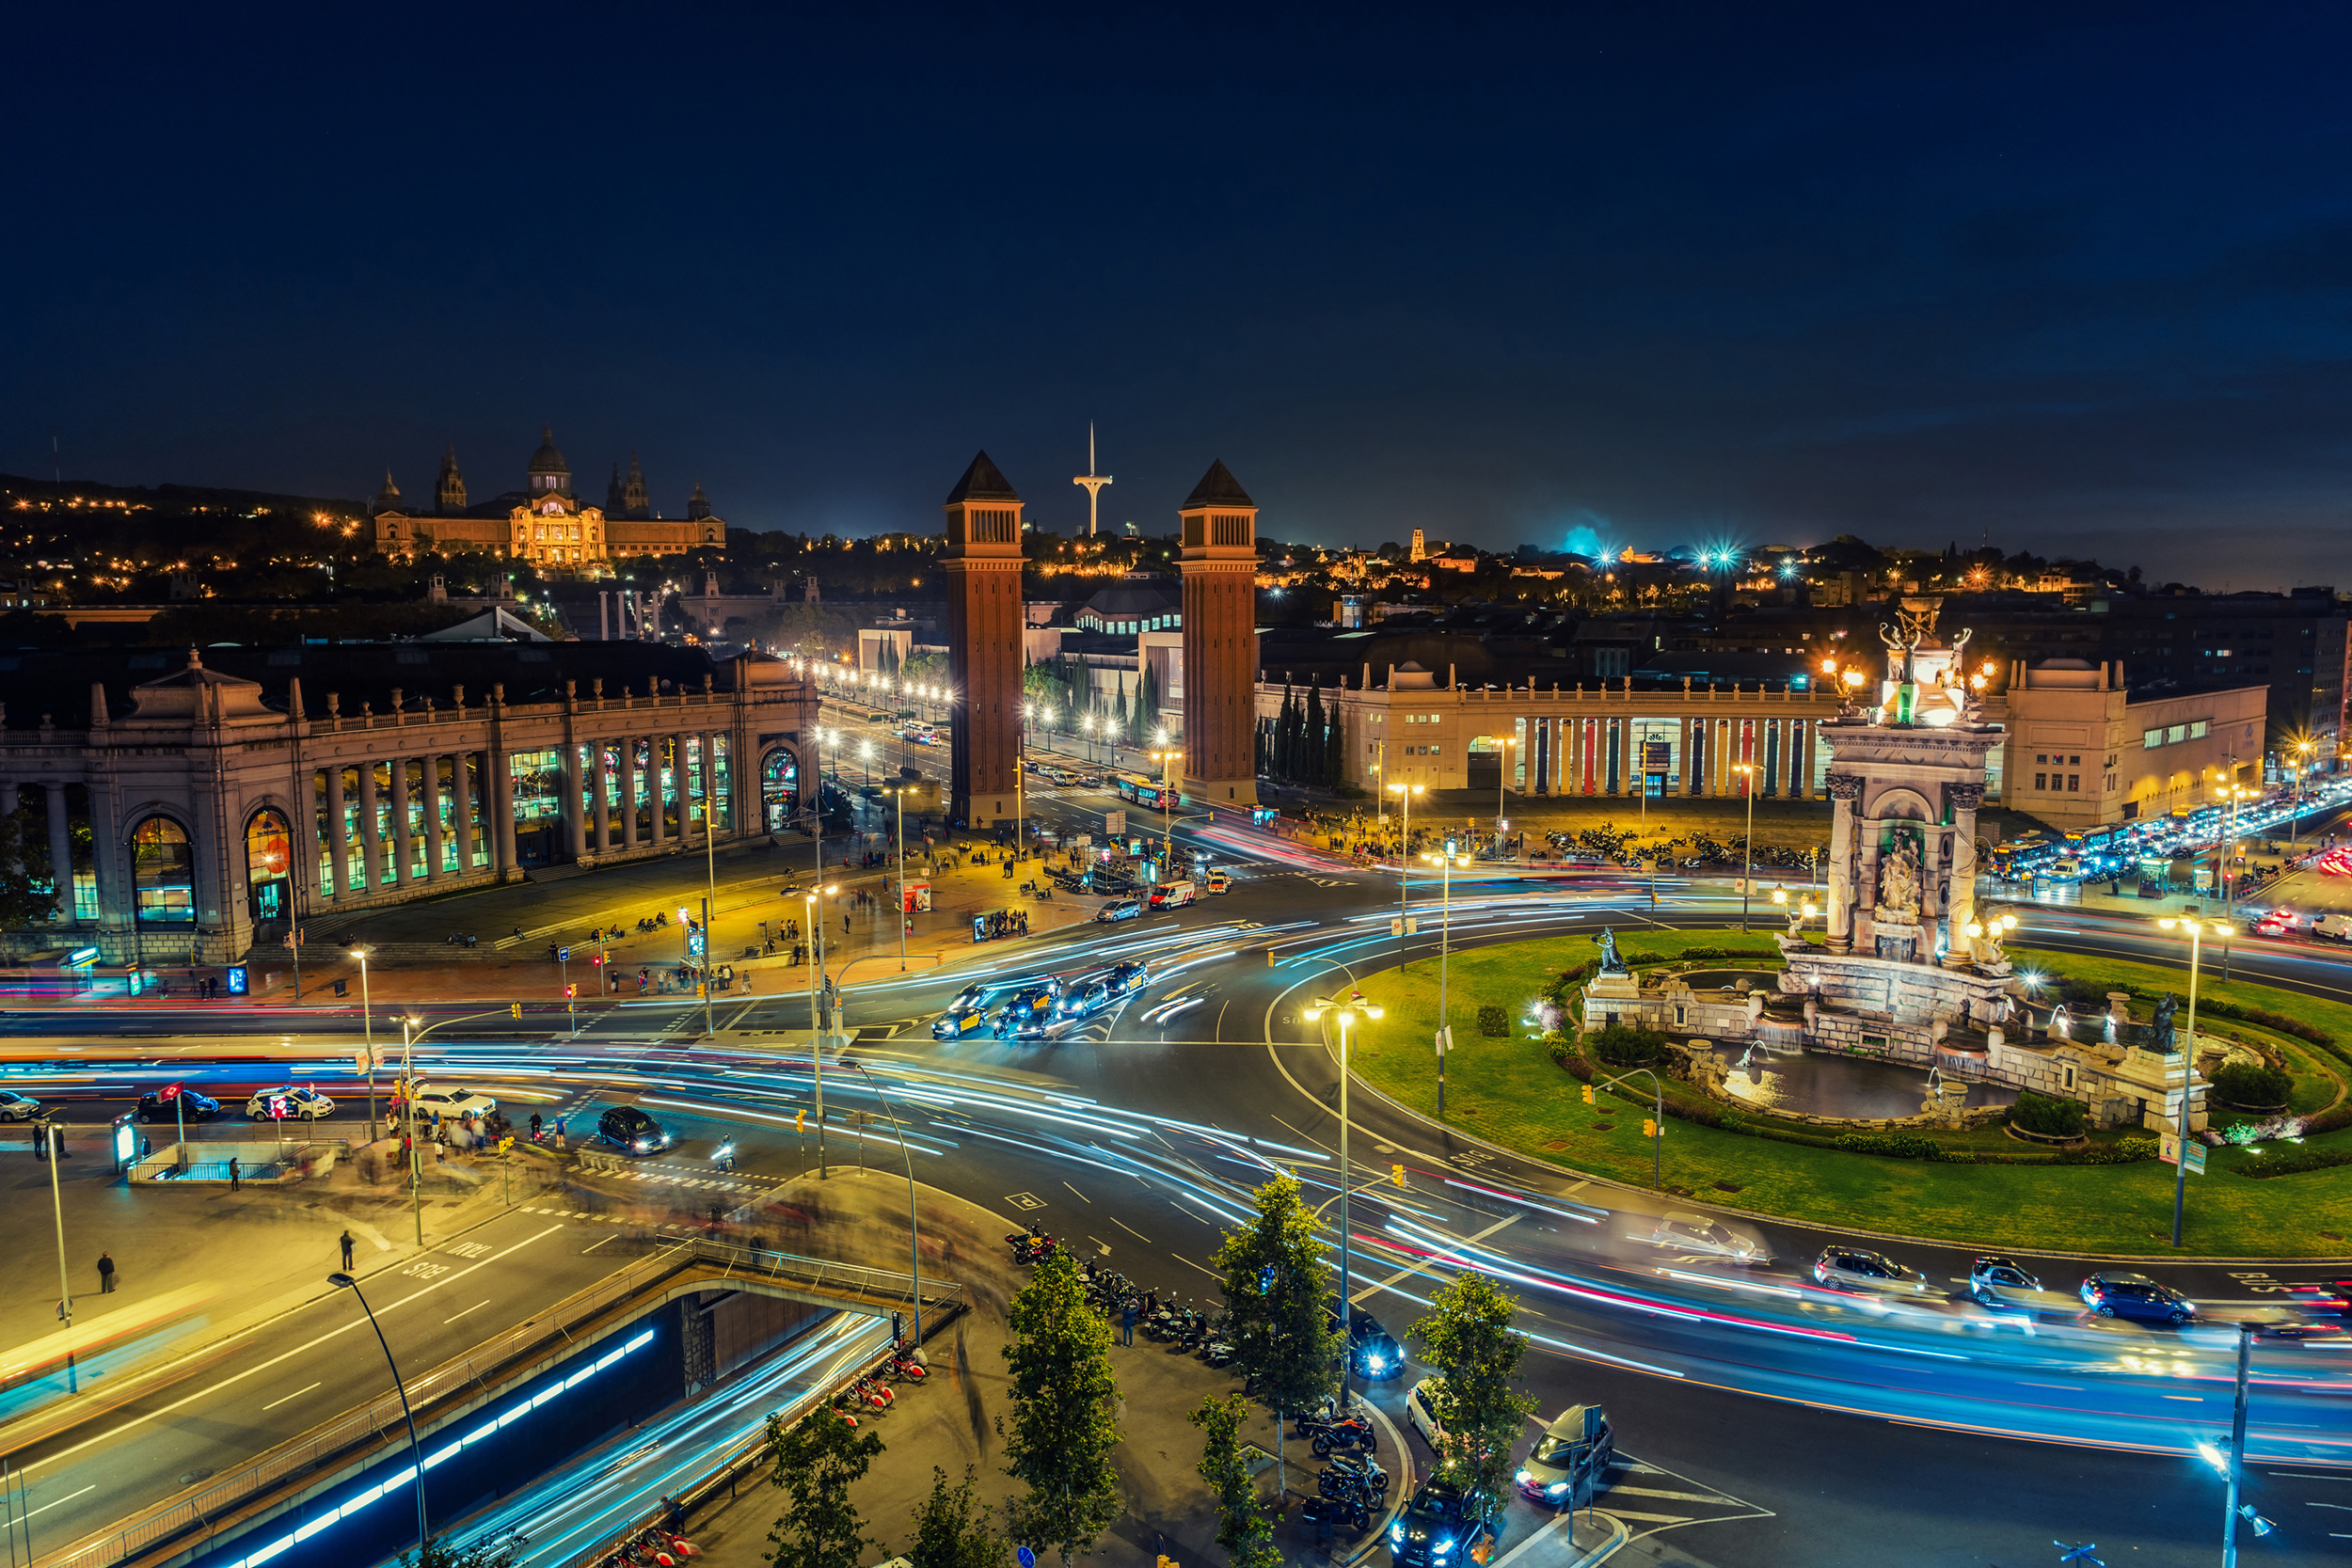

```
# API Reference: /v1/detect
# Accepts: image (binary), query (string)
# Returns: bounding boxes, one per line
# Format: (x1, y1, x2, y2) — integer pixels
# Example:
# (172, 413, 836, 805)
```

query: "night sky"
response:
(8, 4, 2351, 587)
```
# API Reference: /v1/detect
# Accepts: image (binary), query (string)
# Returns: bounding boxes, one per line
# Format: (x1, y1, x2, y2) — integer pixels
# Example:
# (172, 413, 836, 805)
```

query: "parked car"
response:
(1148, 880, 1198, 909)
(2312, 912, 2352, 942)
(2080, 1271, 2196, 1325)
(1647, 1211, 1770, 1267)
(246, 1085, 336, 1121)
(0, 1089, 42, 1122)
(1812, 1245, 1936, 1297)
(136, 1087, 221, 1123)
(411, 1087, 498, 1120)
(1389, 1480, 1498, 1567)
(598, 1105, 671, 1154)
(1095, 898, 1144, 924)
(1518, 1403, 1614, 1505)
(1404, 1377, 1449, 1449)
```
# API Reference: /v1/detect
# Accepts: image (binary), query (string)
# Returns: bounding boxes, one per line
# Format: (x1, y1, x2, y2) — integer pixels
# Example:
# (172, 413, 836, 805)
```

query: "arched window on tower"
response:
(246, 808, 292, 923)
(132, 816, 196, 924)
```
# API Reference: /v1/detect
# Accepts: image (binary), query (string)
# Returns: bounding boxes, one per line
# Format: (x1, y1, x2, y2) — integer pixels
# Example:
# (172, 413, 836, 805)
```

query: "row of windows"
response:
(2142, 720, 2211, 749)
(2035, 772, 2082, 793)
(2034, 752, 2082, 767)
(1402, 713, 1443, 724)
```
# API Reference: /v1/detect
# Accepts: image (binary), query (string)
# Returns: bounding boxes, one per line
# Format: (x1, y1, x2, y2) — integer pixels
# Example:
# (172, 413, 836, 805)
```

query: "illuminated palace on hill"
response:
(369, 428, 724, 571)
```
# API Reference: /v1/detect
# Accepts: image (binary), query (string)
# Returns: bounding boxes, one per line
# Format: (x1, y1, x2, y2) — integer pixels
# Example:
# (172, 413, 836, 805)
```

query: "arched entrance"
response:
(131, 816, 196, 924)
(246, 808, 293, 923)
(762, 747, 801, 832)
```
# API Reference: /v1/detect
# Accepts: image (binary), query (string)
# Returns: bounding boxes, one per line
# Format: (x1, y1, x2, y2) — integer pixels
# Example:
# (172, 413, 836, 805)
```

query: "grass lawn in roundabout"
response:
(1343, 929, 2352, 1257)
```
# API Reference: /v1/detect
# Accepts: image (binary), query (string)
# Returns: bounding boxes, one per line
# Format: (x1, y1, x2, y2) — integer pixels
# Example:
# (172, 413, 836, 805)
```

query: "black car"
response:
(2080, 1271, 2196, 1325)
(598, 1106, 671, 1155)
(1388, 1480, 1497, 1566)
(1329, 1306, 1404, 1380)
(136, 1087, 221, 1123)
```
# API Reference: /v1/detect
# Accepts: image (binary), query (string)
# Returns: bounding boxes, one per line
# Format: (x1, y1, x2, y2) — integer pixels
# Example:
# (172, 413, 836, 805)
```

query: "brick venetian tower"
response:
(942, 451, 1026, 827)
(1177, 459, 1261, 809)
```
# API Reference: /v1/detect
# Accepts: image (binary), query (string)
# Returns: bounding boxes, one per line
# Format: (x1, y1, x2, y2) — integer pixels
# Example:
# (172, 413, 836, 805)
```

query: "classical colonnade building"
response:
(0, 643, 818, 966)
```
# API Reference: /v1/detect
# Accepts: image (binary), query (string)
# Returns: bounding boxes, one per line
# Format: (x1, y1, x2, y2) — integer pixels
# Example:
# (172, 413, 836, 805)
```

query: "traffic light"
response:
(1391, 1164, 1406, 1188)
(498, 1135, 513, 1153)
(510, 1002, 522, 1019)
(564, 984, 577, 999)
(1581, 1084, 1596, 1106)
(1642, 1117, 1658, 1138)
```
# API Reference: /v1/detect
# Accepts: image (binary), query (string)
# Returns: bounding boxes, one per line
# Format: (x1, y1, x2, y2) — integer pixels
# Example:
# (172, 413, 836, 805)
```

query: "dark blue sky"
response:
(9, 3, 2351, 587)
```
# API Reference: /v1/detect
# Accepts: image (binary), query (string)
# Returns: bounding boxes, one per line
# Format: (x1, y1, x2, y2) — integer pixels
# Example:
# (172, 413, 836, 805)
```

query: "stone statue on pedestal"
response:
(1878, 836, 1921, 921)
(2153, 994, 2180, 1054)
(1597, 927, 1628, 975)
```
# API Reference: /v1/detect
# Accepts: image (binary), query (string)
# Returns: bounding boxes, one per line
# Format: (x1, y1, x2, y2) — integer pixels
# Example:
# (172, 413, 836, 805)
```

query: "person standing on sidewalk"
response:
(1120, 1299, 1136, 1346)
(97, 1252, 116, 1292)
(228, 1156, 242, 1193)
(341, 1230, 356, 1271)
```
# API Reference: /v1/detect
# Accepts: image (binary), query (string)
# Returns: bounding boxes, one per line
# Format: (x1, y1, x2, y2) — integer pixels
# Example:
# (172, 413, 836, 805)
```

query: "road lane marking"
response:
(1064, 1181, 1090, 1203)
(25, 1223, 567, 1476)
(21, 1484, 94, 1519)
(1170, 1254, 1222, 1280)
(1110, 1217, 1152, 1243)
(443, 1301, 491, 1324)
(1352, 1213, 1519, 1305)
(260, 1382, 321, 1411)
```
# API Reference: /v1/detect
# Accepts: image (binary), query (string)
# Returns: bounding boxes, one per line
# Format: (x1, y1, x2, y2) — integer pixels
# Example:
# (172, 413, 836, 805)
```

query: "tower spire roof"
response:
(946, 450, 1021, 504)
(1183, 458, 1253, 509)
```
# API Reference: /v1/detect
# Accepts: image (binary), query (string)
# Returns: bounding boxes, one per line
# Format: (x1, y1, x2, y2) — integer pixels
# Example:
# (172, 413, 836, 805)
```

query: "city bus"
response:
(1112, 772, 1152, 803)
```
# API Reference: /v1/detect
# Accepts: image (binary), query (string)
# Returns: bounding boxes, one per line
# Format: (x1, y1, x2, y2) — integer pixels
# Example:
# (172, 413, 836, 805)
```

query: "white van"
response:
(2312, 912, 2352, 942)
(1149, 880, 1198, 909)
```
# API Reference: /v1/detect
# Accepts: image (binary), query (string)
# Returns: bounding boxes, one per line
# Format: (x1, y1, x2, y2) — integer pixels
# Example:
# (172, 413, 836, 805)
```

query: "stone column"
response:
(620, 738, 640, 848)
(1825, 773, 1862, 954)
(357, 762, 383, 892)
(390, 757, 413, 886)
(681, 731, 700, 843)
(1922, 822, 1945, 956)
(592, 741, 612, 852)
(648, 737, 668, 848)
(326, 765, 350, 898)
(491, 749, 518, 875)
(46, 781, 75, 921)
(1945, 783, 1983, 967)
(421, 754, 444, 881)
(455, 752, 479, 872)
(562, 742, 588, 863)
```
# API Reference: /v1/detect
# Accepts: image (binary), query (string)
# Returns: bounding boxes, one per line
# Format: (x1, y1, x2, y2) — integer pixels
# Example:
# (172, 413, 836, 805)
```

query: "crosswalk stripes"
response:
(1594, 1455, 1774, 1538)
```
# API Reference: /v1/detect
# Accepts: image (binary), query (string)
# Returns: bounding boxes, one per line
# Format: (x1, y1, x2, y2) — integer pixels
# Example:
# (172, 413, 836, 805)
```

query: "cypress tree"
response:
(1304, 684, 1327, 787)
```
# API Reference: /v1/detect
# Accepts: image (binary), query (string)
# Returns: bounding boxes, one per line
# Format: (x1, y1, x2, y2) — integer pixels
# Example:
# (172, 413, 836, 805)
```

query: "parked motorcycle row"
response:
(1005, 1227, 1238, 1367)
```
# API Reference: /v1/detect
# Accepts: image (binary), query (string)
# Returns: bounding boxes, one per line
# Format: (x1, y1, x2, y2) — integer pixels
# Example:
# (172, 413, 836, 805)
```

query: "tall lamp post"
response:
(1422, 843, 1471, 1118)
(1150, 744, 1181, 881)
(2155, 914, 2230, 1247)
(884, 784, 913, 972)
(1388, 783, 1423, 956)
(2289, 739, 2316, 854)
(327, 1273, 428, 1560)
(1734, 761, 1758, 931)
(1301, 990, 1382, 1400)
(47, 1119, 74, 1391)
(1492, 736, 1515, 852)
(351, 947, 378, 1139)
(803, 883, 839, 1179)
(851, 1063, 926, 1348)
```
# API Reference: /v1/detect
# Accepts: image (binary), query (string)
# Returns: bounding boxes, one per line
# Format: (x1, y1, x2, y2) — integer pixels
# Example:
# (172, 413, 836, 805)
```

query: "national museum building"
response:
(0, 641, 818, 969)
(370, 428, 725, 570)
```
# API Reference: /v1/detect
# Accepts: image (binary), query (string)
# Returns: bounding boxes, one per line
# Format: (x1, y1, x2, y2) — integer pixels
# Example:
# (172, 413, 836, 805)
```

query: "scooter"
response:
(711, 1140, 738, 1173)
(1321, 1450, 1390, 1495)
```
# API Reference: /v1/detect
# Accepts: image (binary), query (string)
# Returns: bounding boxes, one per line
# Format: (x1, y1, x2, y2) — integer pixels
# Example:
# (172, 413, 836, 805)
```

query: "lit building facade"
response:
(371, 429, 724, 570)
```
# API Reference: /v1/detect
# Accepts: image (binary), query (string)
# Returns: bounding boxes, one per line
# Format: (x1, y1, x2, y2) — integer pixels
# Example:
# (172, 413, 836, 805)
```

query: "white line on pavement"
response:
(260, 1382, 321, 1411)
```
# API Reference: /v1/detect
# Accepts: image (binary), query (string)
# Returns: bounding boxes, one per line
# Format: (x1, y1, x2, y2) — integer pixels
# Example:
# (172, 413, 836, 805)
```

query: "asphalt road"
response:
(6, 776, 2351, 1567)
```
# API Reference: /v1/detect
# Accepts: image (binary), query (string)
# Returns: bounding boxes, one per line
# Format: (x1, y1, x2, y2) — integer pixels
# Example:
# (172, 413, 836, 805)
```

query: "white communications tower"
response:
(1073, 422, 1112, 537)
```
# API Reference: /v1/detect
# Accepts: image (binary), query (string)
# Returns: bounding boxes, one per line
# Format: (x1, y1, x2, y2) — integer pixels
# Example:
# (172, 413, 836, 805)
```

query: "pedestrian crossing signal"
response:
(510, 1003, 523, 1019)
(1391, 1164, 1406, 1188)
(1642, 1118, 1658, 1138)
(1581, 1085, 1596, 1106)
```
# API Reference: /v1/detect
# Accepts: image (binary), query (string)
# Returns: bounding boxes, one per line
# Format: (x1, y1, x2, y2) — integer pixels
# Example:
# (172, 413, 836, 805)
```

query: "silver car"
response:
(1648, 1212, 1771, 1267)
(1812, 1245, 1937, 1297)
(0, 1089, 41, 1122)
(1968, 1256, 2043, 1310)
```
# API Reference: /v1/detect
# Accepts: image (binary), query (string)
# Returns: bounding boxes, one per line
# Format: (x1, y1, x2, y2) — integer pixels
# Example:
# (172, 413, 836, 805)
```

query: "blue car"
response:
(1094, 898, 1143, 924)
(2081, 1271, 2196, 1325)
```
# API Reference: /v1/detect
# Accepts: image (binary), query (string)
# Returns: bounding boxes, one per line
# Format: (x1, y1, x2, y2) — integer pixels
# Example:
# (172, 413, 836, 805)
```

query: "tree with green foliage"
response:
(1189, 1393, 1281, 1568)
(1303, 683, 1327, 786)
(909, 1465, 1012, 1568)
(763, 1406, 885, 1568)
(1133, 664, 1161, 747)
(0, 807, 58, 931)
(1213, 1173, 1341, 1472)
(1001, 1247, 1121, 1565)
(1409, 1273, 1536, 1523)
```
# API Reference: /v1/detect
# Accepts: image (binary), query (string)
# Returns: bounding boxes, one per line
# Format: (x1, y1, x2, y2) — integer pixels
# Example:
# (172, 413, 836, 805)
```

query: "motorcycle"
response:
(711, 1140, 738, 1173)
(1296, 1495, 1370, 1539)
(1321, 1450, 1390, 1495)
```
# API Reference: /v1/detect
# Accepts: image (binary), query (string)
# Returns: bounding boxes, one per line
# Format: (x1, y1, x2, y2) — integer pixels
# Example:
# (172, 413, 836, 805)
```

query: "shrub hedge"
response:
(2210, 1061, 2294, 1109)
(1475, 1005, 1512, 1038)
(1834, 1132, 1945, 1160)
(2010, 1090, 2089, 1138)
(1587, 1023, 1670, 1069)
(2057, 1137, 2159, 1164)
(2231, 1147, 2352, 1180)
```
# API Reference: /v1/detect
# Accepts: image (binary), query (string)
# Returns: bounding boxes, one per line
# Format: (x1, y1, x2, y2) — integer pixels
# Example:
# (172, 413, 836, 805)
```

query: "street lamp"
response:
(1492, 736, 1515, 847)
(803, 883, 840, 1180)
(351, 947, 377, 1139)
(2155, 915, 2230, 1247)
(327, 1273, 428, 1560)
(1733, 761, 1758, 931)
(1389, 783, 1423, 954)
(1301, 989, 1382, 1399)
(2289, 739, 2316, 854)
(1149, 748, 1181, 881)
(883, 784, 914, 973)
(1422, 843, 1473, 1117)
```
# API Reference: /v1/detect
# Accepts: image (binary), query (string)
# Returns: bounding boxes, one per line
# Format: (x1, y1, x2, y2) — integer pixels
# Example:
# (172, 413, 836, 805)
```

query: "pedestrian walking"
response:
(1120, 1300, 1136, 1346)
(554, 1117, 568, 1150)
(97, 1252, 116, 1292)
(228, 1156, 242, 1192)
(340, 1229, 356, 1271)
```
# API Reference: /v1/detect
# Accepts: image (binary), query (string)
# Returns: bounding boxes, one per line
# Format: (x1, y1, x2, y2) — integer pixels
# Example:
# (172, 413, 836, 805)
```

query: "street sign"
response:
(1391, 915, 1419, 935)
(2185, 1141, 2206, 1174)
(1017, 1549, 1037, 1568)
(354, 1048, 373, 1074)
(1105, 810, 1126, 836)
(225, 966, 248, 995)
(557, 945, 570, 961)
(688, 931, 707, 957)
(1436, 1025, 1453, 1057)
